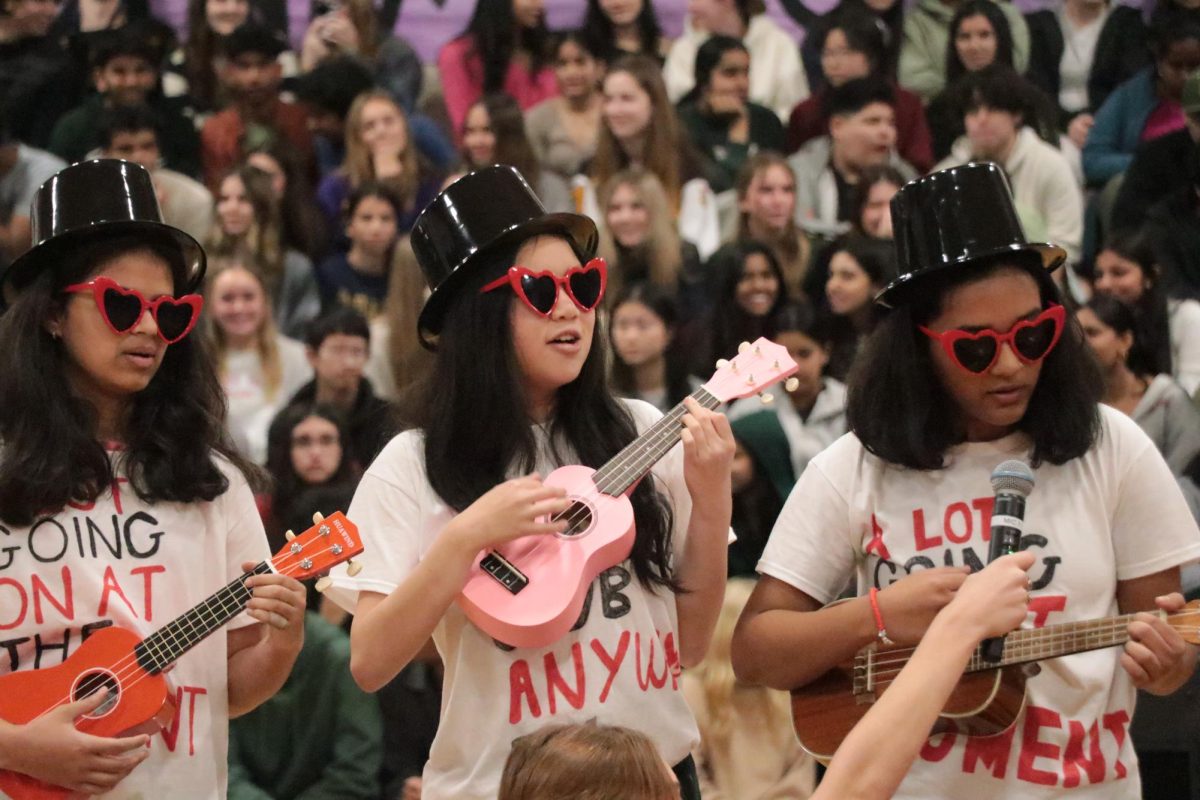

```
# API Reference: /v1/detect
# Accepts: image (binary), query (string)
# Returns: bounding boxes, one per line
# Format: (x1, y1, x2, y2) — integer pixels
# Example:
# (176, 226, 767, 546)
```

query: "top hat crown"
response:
(0, 160, 205, 304)
(876, 162, 1066, 308)
(412, 166, 598, 348)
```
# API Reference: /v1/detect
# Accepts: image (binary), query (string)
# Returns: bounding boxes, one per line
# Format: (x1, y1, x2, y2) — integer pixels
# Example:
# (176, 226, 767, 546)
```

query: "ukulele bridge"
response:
(852, 650, 877, 704)
(480, 551, 529, 594)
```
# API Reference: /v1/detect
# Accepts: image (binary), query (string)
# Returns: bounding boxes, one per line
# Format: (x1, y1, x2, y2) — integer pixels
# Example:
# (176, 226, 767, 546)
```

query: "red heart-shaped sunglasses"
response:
(480, 258, 607, 317)
(920, 305, 1066, 374)
(63, 276, 204, 344)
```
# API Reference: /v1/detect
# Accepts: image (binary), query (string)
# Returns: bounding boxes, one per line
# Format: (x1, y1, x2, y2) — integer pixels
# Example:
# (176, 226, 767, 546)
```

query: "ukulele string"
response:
(29, 541, 344, 723)
(538, 387, 722, 535)
(861, 613, 1184, 681)
(492, 391, 714, 566)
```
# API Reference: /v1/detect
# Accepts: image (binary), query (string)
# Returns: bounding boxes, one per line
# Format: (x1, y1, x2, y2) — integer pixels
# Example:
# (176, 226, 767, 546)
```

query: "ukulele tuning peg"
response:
(312, 511, 325, 524)
(785, 378, 800, 392)
(745, 373, 756, 386)
(738, 341, 751, 354)
(315, 576, 332, 593)
(346, 560, 363, 577)
(716, 358, 731, 370)
(284, 530, 296, 541)
(759, 392, 775, 405)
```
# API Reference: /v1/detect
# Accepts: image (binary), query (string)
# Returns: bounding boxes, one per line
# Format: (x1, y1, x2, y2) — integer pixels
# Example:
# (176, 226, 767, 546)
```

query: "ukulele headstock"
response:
(1168, 599, 1200, 645)
(701, 337, 800, 404)
(271, 510, 363, 582)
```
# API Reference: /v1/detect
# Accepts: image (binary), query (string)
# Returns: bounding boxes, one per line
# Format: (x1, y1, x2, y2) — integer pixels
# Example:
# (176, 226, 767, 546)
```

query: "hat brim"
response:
(874, 241, 1067, 309)
(1, 219, 206, 307)
(417, 211, 598, 349)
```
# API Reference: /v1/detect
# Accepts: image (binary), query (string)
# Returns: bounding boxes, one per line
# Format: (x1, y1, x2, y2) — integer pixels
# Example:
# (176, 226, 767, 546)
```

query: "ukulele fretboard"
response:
(134, 561, 273, 673)
(965, 612, 1145, 672)
(592, 386, 723, 497)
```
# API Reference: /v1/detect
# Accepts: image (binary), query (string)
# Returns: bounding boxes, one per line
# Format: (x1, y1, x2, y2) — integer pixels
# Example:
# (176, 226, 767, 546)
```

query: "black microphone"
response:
(981, 459, 1035, 662)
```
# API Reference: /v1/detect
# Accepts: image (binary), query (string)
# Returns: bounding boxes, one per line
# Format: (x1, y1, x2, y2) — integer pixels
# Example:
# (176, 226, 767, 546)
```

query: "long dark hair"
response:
(701, 240, 789, 371)
(1083, 293, 1157, 377)
(825, 234, 895, 379)
(829, 0, 903, 78)
(609, 282, 691, 408)
(581, 0, 663, 64)
(265, 402, 358, 546)
(460, 0, 551, 95)
(469, 93, 542, 186)
(846, 257, 1103, 470)
(946, 0, 1015, 85)
(410, 236, 677, 593)
(685, 34, 748, 105)
(0, 234, 255, 526)
(1098, 232, 1172, 377)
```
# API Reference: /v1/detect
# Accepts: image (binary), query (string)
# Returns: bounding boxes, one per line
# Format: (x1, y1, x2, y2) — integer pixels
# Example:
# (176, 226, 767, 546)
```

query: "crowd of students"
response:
(1, 0, 1200, 797)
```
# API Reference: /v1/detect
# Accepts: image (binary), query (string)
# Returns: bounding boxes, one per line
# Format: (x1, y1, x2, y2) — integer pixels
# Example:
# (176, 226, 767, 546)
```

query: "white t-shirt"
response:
(0, 454, 269, 799)
(222, 337, 312, 464)
(324, 400, 701, 800)
(759, 405, 1200, 799)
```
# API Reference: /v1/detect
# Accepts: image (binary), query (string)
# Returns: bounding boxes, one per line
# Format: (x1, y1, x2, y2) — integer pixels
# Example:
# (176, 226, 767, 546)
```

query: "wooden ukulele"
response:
(0, 511, 363, 800)
(458, 337, 799, 649)
(790, 600, 1200, 764)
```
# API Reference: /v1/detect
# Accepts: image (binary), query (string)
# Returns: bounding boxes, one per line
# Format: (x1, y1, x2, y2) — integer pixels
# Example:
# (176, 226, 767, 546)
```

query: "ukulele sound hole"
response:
(73, 670, 120, 718)
(556, 500, 594, 537)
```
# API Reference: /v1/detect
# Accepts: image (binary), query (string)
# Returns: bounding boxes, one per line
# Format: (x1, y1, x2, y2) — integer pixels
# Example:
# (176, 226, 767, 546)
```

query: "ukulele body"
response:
(791, 643, 1030, 764)
(0, 625, 177, 800)
(458, 464, 635, 650)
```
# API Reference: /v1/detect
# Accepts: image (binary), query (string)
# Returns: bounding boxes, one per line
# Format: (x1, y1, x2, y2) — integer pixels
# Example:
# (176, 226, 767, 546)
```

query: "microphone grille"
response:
(991, 459, 1035, 497)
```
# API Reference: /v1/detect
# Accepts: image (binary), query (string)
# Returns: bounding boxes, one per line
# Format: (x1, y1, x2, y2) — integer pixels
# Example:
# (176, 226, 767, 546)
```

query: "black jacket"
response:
(1024, 5, 1150, 124)
(284, 378, 397, 470)
(1112, 129, 1199, 233)
(1145, 187, 1200, 301)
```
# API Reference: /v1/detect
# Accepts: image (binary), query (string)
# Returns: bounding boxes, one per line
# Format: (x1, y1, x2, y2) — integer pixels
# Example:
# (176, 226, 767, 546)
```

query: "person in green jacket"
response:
(228, 612, 383, 800)
(48, 20, 201, 177)
(899, 0, 1030, 102)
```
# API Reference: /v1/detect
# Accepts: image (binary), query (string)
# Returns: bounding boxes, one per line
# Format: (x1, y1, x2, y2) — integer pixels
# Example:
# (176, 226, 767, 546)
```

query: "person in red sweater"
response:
(787, 8, 932, 172)
(201, 22, 315, 191)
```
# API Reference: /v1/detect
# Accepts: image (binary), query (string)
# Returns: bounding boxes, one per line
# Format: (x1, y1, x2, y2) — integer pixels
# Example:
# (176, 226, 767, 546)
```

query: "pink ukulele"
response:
(458, 338, 799, 649)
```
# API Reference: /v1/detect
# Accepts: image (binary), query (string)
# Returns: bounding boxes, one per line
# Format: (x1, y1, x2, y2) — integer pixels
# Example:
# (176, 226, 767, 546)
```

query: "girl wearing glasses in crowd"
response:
(0, 161, 305, 795)
(733, 163, 1200, 799)
(323, 166, 734, 800)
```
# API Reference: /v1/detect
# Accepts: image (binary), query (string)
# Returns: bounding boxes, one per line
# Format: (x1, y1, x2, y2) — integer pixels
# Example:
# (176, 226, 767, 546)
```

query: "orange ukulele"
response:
(790, 600, 1200, 763)
(0, 511, 364, 800)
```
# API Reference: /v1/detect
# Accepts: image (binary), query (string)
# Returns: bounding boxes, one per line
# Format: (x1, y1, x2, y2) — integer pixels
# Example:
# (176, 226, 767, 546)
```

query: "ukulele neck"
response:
(964, 612, 1147, 673)
(591, 387, 722, 497)
(134, 561, 273, 674)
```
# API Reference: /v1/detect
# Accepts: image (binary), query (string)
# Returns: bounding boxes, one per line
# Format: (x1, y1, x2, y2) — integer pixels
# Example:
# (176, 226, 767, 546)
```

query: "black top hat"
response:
(876, 162, 1066, 308)
(0, 160, 205, 305)
(412, 166, 598, 348)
